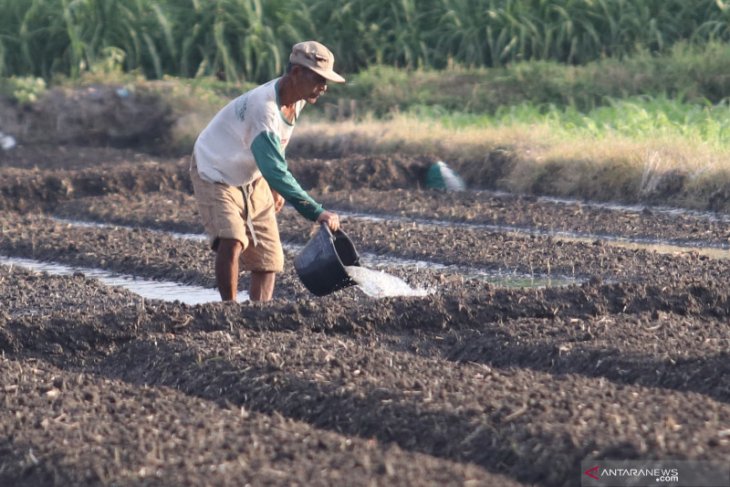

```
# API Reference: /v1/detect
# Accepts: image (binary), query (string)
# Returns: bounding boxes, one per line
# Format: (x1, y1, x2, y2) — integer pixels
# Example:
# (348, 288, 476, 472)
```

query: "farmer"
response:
(190, 41, 345, 302)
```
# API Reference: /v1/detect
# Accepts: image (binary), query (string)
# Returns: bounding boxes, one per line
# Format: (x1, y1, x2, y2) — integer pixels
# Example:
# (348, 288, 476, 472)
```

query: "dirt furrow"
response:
(0, 212, 448, 301)
(315, 188, 730, 248)
(92, 330, 730, 487)
(3, 260, 730, 486)
(4, 147, 730, 245)
(6, 288, 728, 487)
(4, 144, 730, 487)
(3, 265, 729, 399)
(1, 356, 512, 487)
(46, 191, 730, 284)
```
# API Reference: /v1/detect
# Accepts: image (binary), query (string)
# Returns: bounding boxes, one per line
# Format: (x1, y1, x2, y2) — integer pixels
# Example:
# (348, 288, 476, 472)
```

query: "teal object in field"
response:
(425, 161, 466, 191)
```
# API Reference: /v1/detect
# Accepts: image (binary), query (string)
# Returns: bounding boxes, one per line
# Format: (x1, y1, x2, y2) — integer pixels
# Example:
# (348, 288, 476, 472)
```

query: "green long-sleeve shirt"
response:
(251, 131, 324, 221)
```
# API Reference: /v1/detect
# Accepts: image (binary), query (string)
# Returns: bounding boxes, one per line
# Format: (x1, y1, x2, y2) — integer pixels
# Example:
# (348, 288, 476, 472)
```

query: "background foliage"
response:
(341, 41, 730, 115)
(1, 0, 730, 83)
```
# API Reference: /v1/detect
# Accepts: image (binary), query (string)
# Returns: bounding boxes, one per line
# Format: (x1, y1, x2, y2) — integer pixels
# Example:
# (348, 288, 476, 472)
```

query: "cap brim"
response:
(310, 66, 346, 83)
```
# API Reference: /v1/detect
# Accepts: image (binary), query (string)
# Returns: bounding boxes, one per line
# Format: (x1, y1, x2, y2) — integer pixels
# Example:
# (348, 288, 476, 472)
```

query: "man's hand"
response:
(271, 190, 285, 213)
(317, 210, 340, 232)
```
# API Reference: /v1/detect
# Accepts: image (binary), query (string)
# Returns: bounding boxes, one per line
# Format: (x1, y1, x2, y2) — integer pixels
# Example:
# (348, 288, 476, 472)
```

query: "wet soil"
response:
(2, 144, 730, 486)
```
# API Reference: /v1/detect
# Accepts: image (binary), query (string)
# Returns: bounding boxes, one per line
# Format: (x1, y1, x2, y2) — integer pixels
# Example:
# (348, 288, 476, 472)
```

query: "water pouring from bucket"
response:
(294, 223, 428, 298)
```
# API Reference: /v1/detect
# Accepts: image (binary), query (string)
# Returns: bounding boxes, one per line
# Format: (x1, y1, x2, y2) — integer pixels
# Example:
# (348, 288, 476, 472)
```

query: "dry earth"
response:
(1, 144, 729, 486)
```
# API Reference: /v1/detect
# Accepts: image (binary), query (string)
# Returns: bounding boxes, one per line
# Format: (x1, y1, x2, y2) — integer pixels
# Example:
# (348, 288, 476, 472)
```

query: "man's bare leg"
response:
(250, 271, 276, 302)
(216, 238, 242, 301)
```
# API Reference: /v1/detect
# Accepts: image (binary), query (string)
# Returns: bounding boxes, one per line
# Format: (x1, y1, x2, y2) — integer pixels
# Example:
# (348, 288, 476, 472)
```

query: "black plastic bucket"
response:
(294, 223, 361, 296)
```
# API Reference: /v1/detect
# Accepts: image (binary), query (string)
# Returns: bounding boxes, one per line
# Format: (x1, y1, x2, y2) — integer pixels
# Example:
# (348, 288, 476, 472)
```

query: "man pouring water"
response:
(190, 41, 344, 302)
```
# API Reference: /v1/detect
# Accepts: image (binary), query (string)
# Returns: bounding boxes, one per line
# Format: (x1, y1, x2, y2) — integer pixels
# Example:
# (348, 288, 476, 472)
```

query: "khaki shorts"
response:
(190, 156, 284, 272)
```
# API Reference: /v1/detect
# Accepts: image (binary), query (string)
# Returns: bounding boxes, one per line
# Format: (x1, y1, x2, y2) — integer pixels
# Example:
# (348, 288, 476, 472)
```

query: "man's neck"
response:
(278, 75, 298, 107)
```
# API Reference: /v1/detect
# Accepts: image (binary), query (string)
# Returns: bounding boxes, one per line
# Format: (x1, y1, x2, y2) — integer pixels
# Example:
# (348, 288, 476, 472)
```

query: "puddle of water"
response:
(0, 256, 247, 305)
(345, 266, 430, 298)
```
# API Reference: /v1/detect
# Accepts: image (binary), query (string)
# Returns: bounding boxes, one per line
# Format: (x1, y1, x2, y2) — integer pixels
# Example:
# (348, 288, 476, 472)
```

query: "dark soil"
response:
(2, 144, 730, 486)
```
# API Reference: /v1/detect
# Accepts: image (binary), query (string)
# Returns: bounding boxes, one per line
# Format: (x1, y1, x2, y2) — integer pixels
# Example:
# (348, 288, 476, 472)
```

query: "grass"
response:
(290, 97, 730, 211)
(417, 96, 730, 151)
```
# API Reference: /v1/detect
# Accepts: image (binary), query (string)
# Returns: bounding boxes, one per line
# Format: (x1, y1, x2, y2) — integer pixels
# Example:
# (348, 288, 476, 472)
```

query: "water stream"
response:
(0, 256, 248, 304)
(344, 266, 430, 298)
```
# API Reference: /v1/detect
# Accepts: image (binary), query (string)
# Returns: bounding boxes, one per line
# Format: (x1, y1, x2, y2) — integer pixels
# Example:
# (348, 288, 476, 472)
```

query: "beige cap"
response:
(289, 41, 345, 83)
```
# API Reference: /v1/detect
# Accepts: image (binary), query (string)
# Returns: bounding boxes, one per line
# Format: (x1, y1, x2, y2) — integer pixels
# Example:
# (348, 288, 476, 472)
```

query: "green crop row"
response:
(1, 0, 729, 82)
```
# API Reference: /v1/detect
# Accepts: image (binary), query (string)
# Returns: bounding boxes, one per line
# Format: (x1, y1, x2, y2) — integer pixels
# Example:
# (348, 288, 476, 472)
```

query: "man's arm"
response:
(250, 131, 324, 221)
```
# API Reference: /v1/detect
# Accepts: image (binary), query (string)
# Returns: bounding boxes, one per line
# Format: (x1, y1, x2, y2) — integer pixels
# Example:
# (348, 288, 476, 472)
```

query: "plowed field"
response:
(1, 145, 729, 486)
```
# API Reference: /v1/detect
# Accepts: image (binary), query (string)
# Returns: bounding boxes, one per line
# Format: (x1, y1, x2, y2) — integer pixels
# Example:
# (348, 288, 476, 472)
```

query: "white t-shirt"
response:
(193, 78, 305, 187)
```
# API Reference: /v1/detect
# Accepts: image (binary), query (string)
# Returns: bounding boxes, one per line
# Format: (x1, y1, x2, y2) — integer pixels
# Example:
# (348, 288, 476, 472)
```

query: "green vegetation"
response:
(0, 76, 47, 104)
(408, 96, 730, 150)
(338, 41, 730, 116)
(1, 0, 730, 82)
